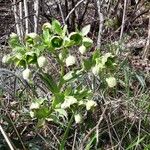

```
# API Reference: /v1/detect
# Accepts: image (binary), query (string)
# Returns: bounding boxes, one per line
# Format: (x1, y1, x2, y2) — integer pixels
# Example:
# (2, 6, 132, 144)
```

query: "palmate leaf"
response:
(38, 73, 59, 94)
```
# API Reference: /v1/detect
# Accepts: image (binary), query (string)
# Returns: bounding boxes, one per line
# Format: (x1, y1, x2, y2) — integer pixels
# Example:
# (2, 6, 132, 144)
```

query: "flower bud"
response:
(79, 45, 86, 54)
(22, 68, 31, 81)
(74, 114, 82, 124)
(37, 56, 47, 68)
(65, 55, 76, 67)
(106, 77, 117, 88)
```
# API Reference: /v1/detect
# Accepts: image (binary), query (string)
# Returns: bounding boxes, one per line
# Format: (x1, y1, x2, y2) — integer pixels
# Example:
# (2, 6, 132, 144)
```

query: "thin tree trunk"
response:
(34, 0, 39, 33)
(13, 0, 21, 39)
(23, 0, 29, 34)
(19, 1, 23, 39)
(96, 0, 104, 49)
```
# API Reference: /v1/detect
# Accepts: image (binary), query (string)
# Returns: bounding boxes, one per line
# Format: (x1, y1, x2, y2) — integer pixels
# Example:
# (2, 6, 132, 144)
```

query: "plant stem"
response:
(59, 114, 74, 150)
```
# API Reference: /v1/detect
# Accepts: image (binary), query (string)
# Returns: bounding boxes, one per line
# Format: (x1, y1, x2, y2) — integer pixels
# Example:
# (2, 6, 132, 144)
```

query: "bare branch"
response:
(65, 0, 85, 22)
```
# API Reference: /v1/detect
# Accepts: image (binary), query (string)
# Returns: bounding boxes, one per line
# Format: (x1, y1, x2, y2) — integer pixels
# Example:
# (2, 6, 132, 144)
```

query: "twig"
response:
(143, 12, 150, 59)
(0, 125, 15, 150)
(120, 0, 127, 40)
(55, 0, 66, 26)
(80, 105, 108, 150)
(65, 0, 85, 22)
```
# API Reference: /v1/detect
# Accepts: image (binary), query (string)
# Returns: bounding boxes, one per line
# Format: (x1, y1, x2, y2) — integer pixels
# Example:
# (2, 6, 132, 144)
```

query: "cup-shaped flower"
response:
(50, 36, 63, 48)
(69, 32, 82, 45)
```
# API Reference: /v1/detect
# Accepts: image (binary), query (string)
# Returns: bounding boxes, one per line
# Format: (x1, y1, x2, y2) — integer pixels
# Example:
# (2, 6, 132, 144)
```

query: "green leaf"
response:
(62, 25, 67, 37)
(52, 93, 64, 108)
(39, 73, 59, 93)
(15, 59, 26, 67)
(43, 29, 51, 43)
(63, 71, 74, 81)
(52, 19, 63, 35)
(81, 24, 91, 36)
(35, 107, 50, 119)
(135, 73, 146, 88)
(83, 57, 93, 71)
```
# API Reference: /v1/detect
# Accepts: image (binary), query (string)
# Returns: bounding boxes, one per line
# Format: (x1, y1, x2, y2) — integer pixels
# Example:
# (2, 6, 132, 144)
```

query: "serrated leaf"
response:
(39, 73, 59, 93)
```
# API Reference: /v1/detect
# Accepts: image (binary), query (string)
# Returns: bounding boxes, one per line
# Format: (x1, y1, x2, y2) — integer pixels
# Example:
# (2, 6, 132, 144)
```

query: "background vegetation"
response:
(0, 0, 150, 149)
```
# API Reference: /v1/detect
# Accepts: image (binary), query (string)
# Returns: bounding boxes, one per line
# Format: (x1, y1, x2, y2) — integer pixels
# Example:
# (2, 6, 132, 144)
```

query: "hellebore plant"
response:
(2, 19, 117, 131)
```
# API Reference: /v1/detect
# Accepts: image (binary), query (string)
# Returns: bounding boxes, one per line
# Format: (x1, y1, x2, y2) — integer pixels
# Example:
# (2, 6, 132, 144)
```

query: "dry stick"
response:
(13, 0, 21, 39)
(80, 105, 108, 150)
(120, 0, 127, 40)
(0, 125, 15, 150)
(143, 13, 150, 59)
(96, 0, 104, 49)
(34, 0, 39, 33)
(23, 0, 29, 34)
(72, 129, 77, 150)
(65, 0, 85, 22)
(6, 113, 27, 150)
(56, 0, 66, 26)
